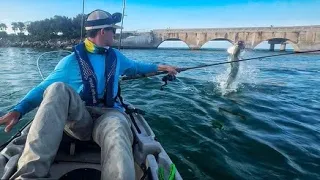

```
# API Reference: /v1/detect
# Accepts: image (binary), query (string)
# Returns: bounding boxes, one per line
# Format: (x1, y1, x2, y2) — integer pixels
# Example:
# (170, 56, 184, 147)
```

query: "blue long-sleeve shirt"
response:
(12, 49, 158, 117)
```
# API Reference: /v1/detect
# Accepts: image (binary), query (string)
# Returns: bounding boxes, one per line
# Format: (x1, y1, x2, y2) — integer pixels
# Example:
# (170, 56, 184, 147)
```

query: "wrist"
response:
(158, 65, 168, 71)
(10, 110, 22, 120)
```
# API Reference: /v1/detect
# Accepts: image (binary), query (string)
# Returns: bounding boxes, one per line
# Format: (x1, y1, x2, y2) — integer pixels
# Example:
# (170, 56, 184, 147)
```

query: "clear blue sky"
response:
(0, 0, 319, 31)
(0, 0, 318, 49)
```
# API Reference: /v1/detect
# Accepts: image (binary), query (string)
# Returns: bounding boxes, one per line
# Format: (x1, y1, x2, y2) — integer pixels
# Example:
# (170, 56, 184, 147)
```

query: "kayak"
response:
(0, 105, 182, 180)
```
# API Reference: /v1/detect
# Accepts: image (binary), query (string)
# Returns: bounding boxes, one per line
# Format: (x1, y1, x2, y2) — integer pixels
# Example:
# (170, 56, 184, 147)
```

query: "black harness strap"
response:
(115, 83, 144, 134)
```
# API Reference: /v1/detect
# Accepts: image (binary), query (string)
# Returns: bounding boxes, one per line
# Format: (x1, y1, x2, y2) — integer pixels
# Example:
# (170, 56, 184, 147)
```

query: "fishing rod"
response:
(2, 1, 128, 150)
(118, 0, 126, 50)
(122, 49, 320, 81)
(80, 0, 85, 42)
(121, 49, 320, 90)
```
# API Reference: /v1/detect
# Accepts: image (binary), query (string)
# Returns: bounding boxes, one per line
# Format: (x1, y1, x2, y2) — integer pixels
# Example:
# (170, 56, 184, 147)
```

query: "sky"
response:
(0, 0, 319, 49)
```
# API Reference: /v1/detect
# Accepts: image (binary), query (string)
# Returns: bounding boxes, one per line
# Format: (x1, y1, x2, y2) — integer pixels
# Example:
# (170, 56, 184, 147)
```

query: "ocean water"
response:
(0, 47, 319, 179)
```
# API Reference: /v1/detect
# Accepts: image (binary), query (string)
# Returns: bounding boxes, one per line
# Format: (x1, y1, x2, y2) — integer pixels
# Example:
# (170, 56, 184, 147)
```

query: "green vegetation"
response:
(27, 14, 85, 40)
(0, 23, 8, 38)
(0, 23, 7, 31)
(0, 14, 85, 41)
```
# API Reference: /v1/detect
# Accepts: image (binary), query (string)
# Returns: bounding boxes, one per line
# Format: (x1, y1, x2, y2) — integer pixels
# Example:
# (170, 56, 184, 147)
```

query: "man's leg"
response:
(92, 108, 135, 180)
(11, 82, 93, 179)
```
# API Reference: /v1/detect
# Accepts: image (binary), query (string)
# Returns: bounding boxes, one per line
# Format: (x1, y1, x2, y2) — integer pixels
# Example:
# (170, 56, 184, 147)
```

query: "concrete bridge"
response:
(114, 25, 320, 51)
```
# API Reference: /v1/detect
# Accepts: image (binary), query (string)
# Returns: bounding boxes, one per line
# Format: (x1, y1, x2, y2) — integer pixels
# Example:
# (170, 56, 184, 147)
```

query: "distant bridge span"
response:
(114, 25, 320, 51)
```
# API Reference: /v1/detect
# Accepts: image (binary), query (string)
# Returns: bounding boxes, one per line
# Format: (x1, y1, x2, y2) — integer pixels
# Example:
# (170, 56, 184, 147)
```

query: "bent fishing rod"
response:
(121, 49, 320, 90)
(122, 49, 320, 81)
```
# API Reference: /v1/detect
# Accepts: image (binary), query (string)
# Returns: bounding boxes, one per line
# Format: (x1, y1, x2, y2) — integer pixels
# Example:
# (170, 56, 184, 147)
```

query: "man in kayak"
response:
(0, 9, 177, 179)
(226, 41, 245, 89)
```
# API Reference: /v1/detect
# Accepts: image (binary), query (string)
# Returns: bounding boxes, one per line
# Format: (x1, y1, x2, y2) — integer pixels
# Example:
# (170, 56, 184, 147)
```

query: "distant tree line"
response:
(0, 23, 8, 38)
(0, 23, 7, 31)
(0, 14, 85, 41)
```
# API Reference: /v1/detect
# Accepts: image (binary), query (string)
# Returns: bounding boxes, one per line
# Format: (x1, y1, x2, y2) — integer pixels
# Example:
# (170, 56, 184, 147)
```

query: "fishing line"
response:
(37, 50, 72, 80)
(121, 49, 320, 90)
(122, 49, 320, 80)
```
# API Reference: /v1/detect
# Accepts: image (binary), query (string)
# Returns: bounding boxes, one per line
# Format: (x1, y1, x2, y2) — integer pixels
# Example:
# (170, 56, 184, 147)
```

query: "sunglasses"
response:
(104, 27, 116, 34)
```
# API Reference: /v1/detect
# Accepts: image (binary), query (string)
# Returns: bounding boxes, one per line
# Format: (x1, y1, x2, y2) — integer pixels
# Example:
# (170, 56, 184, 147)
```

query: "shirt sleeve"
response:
(115, 49, 158, 76)
(11, 54, 72, 117)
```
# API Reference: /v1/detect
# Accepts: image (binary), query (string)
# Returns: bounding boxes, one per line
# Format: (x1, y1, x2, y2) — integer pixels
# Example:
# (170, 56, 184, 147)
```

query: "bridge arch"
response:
(253, 38, 300, 51)
(201, 38, 234, 49)
(156, 38, 190, 49)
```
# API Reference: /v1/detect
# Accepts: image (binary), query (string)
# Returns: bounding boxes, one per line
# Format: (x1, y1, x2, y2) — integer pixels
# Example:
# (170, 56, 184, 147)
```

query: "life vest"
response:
(73, 42, 117, 107)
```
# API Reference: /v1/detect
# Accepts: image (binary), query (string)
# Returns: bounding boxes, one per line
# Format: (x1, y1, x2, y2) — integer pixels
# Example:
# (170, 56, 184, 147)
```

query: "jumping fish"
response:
(226, 41, 245, 89)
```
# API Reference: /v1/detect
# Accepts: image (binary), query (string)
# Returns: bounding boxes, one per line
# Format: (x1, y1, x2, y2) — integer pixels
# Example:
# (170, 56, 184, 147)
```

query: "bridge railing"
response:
(151, 25, 320, 33)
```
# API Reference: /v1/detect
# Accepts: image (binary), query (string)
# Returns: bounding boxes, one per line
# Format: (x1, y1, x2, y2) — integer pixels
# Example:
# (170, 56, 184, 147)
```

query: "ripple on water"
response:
(0, 48, 320, 179)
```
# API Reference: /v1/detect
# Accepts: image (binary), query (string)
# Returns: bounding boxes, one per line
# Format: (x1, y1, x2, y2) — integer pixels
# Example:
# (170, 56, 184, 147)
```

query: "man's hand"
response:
(158, 65, 178, 75)
(0, 111, 20, 132)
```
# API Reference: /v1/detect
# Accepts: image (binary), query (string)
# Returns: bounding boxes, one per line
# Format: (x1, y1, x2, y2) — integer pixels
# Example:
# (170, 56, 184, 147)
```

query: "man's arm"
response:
(115, 49, 177, 76)
(12, 55, 72, 117)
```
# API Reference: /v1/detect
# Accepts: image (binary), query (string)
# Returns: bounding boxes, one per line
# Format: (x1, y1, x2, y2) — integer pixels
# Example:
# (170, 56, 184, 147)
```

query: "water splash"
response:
(216, 50, 259, 95)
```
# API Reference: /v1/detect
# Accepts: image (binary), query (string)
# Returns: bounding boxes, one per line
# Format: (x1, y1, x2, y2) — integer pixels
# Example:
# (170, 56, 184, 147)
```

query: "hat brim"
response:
(85, 24, 123, 30)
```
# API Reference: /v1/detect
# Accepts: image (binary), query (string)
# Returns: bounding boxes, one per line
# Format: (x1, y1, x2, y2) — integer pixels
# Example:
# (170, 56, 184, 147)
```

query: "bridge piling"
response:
(269, 43, 275, 51)
(280, 43, 287, 51)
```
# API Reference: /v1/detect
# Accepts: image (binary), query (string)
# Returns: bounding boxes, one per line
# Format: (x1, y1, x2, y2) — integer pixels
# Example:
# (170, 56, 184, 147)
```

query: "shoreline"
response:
(0, 38, 78, 50)
(1, 38, 317, 53)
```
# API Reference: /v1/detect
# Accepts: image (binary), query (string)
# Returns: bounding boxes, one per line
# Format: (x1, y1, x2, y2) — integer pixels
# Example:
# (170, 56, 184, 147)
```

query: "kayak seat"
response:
(54, 132, 101, 164)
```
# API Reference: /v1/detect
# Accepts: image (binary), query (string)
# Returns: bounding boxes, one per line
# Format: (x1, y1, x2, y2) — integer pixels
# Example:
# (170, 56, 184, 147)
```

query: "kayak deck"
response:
(0, 108, 182, 180)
